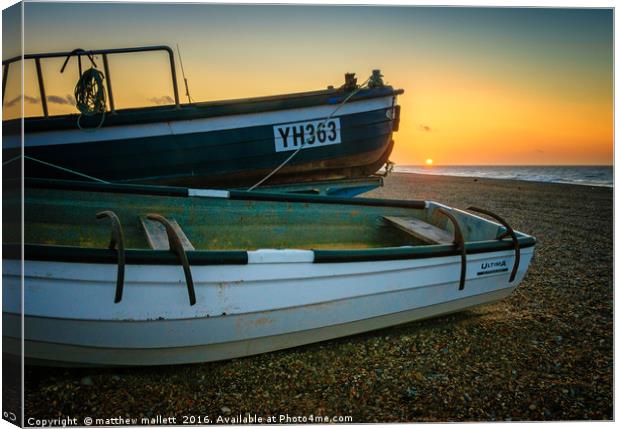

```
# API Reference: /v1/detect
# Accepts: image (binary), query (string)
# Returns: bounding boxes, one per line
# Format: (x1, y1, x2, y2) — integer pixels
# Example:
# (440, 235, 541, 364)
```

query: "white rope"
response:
(247, 76, 372, 191)
(4, 154, 110, 183)
(2, 154, 21, 166)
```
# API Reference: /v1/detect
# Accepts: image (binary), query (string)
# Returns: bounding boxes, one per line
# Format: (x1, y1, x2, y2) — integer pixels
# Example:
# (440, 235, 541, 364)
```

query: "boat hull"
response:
(4, 90, 400, 187)
(244, 176, 384, 197)
(3, 247, 534, 367)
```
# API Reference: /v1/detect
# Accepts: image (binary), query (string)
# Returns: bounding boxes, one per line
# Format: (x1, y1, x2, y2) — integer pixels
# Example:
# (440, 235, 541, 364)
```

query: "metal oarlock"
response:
(467, 207, 521, 283)
(96, 210, 126, 303)
(437, 207, 467, 291)
(146, 213, 197, 306)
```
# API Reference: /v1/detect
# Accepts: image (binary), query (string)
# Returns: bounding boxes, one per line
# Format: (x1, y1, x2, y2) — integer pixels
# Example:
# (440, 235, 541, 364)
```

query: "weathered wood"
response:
(140, 217, 195, 250)
(383, 216, 453, 244)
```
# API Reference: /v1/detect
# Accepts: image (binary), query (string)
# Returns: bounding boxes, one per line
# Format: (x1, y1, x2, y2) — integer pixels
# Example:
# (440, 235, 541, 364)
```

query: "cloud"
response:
(47, 94, 75, 105)
(149, 95, 175, 105)
(419, 124, 432, 132)
(4, 96, 20, 107)
(4, 95, 40, 107)
(5, 94, 78, 109)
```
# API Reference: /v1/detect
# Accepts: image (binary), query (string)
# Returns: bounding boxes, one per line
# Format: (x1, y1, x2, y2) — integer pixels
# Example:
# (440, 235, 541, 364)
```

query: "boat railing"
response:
(467, 206, 521, 282)
(96, 209, 197, 305)
(436, 207, 467, 290)
(2, 45, 181, 117)
(96, 210, 126, 303)
(146, 213, 197, 306)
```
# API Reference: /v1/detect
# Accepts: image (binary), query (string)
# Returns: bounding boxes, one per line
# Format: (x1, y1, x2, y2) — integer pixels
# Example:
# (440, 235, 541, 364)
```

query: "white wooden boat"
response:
(3, 179, 536, 367)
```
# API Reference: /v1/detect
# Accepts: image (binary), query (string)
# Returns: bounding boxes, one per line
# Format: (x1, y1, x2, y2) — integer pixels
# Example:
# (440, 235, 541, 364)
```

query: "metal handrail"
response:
(437, 207, 467, 291)
(467, 206, 521, 283)
(2, 45, 181, 116)
(96, 210, 126, 303)
(146, 213, 197, 306)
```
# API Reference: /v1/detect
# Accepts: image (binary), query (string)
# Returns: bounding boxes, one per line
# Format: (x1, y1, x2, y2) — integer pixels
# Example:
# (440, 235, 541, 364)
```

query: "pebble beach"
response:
(23, 172, 613, 422)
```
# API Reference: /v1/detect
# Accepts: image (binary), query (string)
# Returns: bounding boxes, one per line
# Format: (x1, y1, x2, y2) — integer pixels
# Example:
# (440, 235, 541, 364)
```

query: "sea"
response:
(393, 165, 613, 188)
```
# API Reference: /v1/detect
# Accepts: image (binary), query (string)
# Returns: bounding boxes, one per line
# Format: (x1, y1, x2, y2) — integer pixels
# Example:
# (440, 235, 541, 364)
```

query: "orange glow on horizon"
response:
(387, 70, 612, 166)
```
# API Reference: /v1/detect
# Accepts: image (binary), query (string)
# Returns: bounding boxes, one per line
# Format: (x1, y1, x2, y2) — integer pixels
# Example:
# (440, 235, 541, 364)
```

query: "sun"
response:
(425, 158, 434, 166)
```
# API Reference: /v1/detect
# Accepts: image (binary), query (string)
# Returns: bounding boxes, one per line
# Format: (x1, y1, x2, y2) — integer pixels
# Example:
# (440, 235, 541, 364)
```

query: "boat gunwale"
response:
(20, 177, 429, 209)
(5, 237, 536, 266)
(4, 85, 404, 134)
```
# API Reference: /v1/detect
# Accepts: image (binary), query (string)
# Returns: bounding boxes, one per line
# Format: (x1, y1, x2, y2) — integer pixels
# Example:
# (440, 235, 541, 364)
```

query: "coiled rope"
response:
(247, 75, 373, 191)
(75, 67, 106, 130)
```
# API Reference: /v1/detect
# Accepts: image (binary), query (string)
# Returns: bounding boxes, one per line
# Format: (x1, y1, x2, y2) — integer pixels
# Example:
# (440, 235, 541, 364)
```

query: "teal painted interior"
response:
(9, 186, 528, 254)
(18, 188, 426, 250)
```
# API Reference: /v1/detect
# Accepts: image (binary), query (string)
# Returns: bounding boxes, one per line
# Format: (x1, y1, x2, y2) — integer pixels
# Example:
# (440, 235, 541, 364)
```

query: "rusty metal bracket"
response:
(146, 213, 196, 305)
(437, 207, 466, 290)
(96, 210, 126, 303)
(467, 207, 520, 283)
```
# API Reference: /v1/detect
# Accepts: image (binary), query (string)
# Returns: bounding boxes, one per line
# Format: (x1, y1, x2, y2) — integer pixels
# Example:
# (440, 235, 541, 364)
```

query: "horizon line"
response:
(396, 164, 613, 167)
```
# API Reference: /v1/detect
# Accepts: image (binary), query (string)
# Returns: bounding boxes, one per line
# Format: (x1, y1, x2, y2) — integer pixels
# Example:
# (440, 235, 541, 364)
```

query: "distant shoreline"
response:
(392, 165, 613, 188)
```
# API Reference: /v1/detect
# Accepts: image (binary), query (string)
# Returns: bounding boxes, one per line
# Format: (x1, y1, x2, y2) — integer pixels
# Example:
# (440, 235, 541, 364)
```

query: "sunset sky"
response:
(2, 3, 613, 165)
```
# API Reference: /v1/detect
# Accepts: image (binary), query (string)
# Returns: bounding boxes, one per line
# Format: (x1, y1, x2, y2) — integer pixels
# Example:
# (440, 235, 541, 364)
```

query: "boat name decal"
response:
(273, 118, 341, 152)
(477, 259, 509, 276)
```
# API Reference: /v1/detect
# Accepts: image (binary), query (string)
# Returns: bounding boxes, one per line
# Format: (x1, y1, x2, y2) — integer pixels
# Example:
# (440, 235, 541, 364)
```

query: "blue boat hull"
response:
(4, 87, 402, 187)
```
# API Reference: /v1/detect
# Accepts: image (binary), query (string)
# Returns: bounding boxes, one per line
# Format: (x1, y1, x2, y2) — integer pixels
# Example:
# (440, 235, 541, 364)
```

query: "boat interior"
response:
(7, 185, 511, 252)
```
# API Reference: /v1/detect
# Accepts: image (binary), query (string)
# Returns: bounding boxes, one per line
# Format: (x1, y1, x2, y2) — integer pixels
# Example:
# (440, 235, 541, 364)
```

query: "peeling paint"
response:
(252, 317, 274, 326)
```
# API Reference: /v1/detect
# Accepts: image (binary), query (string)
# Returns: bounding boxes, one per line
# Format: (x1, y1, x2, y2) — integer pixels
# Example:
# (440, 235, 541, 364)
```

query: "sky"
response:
(2, 3, 613, 165)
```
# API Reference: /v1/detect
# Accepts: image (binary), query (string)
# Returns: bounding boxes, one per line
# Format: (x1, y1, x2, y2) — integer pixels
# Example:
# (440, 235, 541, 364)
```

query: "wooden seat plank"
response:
(383, 216, 453, 244)
(140, 217, 195, 251)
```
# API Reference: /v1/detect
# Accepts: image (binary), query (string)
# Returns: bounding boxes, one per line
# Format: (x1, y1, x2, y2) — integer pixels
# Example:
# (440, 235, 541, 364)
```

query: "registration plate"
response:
(273, 118, 341, 152)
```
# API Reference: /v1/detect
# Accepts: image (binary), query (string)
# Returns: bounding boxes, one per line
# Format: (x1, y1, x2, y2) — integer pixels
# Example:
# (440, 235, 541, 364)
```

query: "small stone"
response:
(529, 404, 537, 411)
(221, 406, 231, 415)
(405, 387, 417, 399)
(111, 375, 121, 381)
(80, 377, 93, 386)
